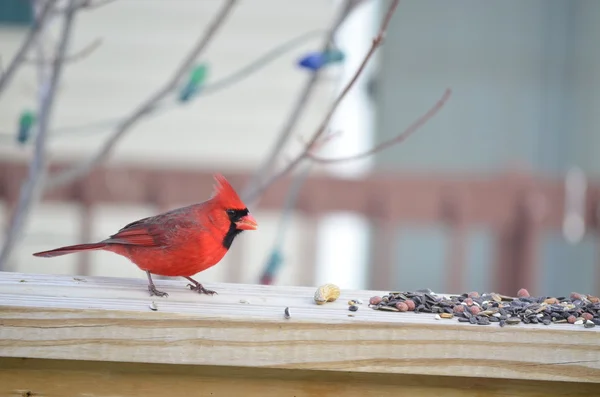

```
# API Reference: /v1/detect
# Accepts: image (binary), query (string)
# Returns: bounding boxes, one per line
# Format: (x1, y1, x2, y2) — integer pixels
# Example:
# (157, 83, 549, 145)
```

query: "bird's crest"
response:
(211, 173, 246, 209)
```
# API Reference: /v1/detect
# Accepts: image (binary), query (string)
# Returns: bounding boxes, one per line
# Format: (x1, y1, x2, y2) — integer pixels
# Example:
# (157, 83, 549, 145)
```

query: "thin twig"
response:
(202, 29, 326, 95)
(78, 0, 119, 10)
(53, 0, 118, 12)
(243, 0, 400, 205)
(44, 0, 238, 190)
(0, 0, 78, 268)
(241, 0, 367, 202)
(25, 37, 102, 64)
(309, 88, 452, 163)
(0, 0, 57, 99)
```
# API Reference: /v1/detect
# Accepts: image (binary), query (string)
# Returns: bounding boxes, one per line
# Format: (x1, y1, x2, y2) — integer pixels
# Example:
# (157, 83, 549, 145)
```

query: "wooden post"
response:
(226, 235, 245, 284)
(494, 221, 515, 296)
(440, 190, 467, 293)
(515, 191, 544, 295)
(297, 215, 318, 287)
(493, 190, 544, 296)
(74, 179, 94, 276)
(295, 193, 319, 287)
(1, 198, 17, 271)
(368, 219, 397, 291)
(76, 203, 92, 276)
(0, 163, 25, 271)
(367, 193, 397, 291)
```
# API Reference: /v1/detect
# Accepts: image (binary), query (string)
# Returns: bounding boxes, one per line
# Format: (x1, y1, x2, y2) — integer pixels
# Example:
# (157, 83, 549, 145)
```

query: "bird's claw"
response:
(148, 284, 169, 297)
(187, 283, 218, 296)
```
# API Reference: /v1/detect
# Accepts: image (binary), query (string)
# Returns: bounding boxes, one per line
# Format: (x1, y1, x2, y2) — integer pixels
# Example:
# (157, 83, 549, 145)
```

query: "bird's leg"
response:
(184, 276, 217, 295)
(146, 271, 169, 297)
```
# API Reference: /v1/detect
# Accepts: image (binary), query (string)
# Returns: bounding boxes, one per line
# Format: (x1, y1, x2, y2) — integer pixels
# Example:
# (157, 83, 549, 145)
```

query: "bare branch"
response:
(53, 0, 118, 12)
(201, 29, 326, 95)
(0, 0, 79, 267)
(25, 37, 102, 64)
(78, 0, 119, 10)
(243, 0, 400, 205)
(308, 88, 452, 163)
(297, 129, 342, 152)
(44, 0, 238, 190)
(0, 0, 57, 99)
(240, 0, 367, 202)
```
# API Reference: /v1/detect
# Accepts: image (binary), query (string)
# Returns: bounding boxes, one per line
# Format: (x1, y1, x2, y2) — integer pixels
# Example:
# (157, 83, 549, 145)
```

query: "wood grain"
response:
(1, 271, 599, 386)
(2, 358, 599, 397)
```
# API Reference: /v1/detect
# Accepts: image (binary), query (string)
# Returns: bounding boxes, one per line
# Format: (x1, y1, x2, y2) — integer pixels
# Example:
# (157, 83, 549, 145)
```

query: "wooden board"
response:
(1, 271, 599, 386)
(2, 358, 600, 397)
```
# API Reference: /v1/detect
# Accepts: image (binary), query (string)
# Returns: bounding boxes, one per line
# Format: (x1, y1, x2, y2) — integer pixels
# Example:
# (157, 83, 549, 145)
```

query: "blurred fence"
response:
(1, 159, 599, 295)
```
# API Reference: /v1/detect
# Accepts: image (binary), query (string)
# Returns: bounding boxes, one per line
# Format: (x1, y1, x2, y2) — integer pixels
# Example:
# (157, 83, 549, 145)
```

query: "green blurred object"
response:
(17, 110, 36, 144)
(189, 64, 208, 85)
(179, 64, 209, 102)
(323, 49, 345, 64)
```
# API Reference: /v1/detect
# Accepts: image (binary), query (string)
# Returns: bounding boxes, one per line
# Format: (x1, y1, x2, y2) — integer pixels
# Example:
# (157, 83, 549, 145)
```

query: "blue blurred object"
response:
(298, 52, 326, 71)
(178, 83, 199, 102)
(298, 49, 345, 71)
(17, 110, 35, 144)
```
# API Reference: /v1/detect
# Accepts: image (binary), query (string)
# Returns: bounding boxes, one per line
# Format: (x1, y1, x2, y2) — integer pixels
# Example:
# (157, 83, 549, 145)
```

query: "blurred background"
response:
(1, 0, 599, 297)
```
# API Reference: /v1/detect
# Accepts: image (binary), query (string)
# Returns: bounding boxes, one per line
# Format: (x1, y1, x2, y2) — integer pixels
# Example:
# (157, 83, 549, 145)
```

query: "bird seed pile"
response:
(368, 288, 600, 328)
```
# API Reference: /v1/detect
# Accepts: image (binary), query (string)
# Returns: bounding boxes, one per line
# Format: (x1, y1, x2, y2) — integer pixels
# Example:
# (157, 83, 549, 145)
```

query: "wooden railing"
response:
(1, 159, 600, 295)
(1, 272, 599, 396)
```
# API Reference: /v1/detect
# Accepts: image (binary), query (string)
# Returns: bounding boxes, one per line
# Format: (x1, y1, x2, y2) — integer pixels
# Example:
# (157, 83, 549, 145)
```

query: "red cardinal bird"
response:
(32, 173, 257, 297)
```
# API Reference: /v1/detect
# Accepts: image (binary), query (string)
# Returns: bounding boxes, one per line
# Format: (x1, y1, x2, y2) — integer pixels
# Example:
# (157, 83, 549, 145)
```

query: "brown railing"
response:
(1, 159, 600, 295)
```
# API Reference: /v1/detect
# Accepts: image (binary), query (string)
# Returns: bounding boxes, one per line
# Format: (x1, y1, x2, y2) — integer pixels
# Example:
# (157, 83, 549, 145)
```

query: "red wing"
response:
(106, 227, 159, 247)
(105, 208, 204, 248)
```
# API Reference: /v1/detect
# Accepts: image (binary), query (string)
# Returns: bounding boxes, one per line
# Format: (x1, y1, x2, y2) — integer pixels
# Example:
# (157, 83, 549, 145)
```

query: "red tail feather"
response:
(32, 242, 107, 258)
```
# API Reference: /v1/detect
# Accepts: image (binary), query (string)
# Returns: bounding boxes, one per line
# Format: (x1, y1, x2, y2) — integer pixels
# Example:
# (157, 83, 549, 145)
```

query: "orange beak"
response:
(236, 213, 258, 231)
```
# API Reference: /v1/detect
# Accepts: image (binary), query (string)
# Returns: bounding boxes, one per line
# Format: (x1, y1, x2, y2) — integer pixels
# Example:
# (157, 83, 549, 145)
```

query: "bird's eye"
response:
(226, 209, 235, 215)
